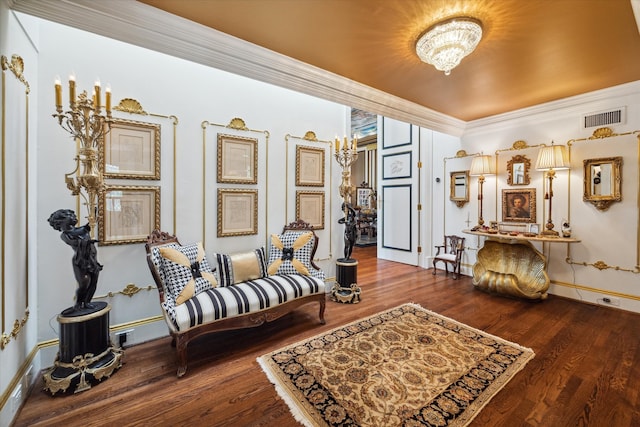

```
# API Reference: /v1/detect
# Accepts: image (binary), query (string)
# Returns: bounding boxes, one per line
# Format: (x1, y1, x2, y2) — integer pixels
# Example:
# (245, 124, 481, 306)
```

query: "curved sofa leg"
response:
(318, 298, 326, 325)
(175, 334, 188, 378)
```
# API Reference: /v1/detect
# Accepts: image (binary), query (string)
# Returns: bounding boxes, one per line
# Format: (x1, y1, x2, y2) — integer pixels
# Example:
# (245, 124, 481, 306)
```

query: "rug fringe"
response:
(257, 356, 317, 427)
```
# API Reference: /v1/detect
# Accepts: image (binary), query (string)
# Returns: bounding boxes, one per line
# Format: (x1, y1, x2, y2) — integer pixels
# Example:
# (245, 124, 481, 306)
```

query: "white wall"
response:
(459, 82, 640, 312)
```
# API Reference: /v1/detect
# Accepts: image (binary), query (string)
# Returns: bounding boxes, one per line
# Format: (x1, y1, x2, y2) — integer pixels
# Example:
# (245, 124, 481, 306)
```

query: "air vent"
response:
(582, 107, 625, 128)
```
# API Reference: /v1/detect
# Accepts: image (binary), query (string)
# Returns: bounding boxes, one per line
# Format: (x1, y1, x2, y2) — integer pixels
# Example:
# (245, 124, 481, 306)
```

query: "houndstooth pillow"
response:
(267, 231, 322, 278)
(159, 242, 217, 305)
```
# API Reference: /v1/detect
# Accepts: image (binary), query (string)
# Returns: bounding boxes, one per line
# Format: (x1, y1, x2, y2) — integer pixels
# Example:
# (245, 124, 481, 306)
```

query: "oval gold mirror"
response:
(450, 170, 469, 207)
(506, 154, 530, 185)
(583, 156, 622, 211)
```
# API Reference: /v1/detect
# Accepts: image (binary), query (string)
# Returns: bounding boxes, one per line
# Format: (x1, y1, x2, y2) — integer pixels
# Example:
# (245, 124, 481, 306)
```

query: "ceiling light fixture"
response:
(416, 17, 483, 76)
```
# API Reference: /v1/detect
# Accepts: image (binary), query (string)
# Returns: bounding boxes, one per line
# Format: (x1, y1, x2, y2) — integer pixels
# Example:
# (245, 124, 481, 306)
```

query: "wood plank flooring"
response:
(13, 246, 640, 426)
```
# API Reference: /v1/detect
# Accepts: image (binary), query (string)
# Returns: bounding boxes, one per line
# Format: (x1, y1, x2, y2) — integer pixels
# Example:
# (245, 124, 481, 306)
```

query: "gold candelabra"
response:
(334, 136, 358, 205)
(53, 75, 113, 235)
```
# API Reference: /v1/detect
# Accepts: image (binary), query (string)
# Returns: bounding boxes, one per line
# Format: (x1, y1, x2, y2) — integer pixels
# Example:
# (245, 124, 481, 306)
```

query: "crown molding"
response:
(8, 0, 466, 136)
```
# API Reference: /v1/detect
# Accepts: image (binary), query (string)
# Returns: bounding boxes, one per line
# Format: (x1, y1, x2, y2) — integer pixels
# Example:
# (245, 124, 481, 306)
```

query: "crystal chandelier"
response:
(416, 17, 482, 75)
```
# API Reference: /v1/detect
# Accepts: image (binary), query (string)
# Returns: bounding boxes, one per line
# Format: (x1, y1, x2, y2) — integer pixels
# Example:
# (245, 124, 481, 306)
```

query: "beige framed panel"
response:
(502, 188, 536, 223)
(296, 191, 325, 229)
(217, 133, 258, 184)
(295, 145, 325, 187)
(99, 185, 160, 245)
(102, 118, 160, 180)
(217, 188, 258, 237)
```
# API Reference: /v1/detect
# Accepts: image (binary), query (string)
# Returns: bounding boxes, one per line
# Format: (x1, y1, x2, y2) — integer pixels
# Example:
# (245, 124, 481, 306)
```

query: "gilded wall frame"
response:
(217, 188, 258, 237)
(502, 188, 536, 223)
(295, 145, 325, 187)
(102, 118, 160, 180)
(217, 133, 258, 184)
(506, 154, 531, 186)
(449, 170, 469, 207)
(296, 190, 325, 229)
(99, 185, 160, 245)
(583, 156, 622, 211)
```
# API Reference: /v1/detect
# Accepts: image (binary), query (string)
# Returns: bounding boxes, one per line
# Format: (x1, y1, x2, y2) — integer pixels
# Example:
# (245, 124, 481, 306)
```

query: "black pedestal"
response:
(332, 259, 361, 303)
(43, 302, 123, 395)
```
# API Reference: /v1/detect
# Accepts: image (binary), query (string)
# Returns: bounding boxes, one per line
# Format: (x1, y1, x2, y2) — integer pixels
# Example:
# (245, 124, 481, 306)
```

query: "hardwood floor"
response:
(14, 246, 640, 426)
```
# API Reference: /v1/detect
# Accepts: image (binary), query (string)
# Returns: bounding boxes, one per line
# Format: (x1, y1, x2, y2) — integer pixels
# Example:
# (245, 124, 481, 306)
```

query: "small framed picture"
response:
(102, 118, 160, 180)
(502, 188, 536, 223)
(217, 188, 258, 237)
(99, 185, 160, 245)
(357, 187, 372, 209)
(217, 134, 258, 184)
(528, 223, 540, 235)
(295, 145, 325, 187)
(382, 151, 412, 180)
(296, 191, 325, 229)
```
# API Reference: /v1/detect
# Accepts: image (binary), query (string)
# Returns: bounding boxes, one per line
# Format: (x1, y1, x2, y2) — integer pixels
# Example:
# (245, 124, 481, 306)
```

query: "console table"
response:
(463, 230, 580, 300)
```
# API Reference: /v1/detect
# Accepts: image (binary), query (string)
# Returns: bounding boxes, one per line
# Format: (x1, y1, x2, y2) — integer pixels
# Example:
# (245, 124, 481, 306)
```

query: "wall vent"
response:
(582, 107, 625, 128)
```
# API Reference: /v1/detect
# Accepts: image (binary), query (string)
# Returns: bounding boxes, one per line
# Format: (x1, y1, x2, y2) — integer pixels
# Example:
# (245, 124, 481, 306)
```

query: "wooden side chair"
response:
(432, 235, 465, 279)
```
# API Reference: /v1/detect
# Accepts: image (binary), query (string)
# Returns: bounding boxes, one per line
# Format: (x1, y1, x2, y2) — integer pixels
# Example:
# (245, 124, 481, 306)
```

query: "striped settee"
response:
(145, 221, 326, 377)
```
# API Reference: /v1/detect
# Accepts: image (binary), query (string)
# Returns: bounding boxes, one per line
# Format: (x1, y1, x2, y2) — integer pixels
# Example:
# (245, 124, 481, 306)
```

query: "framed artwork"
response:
(357, 187, 372, 209)
(382, 151, 412, 180)
(217, 188, 258, 237)
(296, 191, 325, 229)
(295, 145, 325, 187)
(99, 185, 160, 245)
(217, 133, 258, 184)
(528, 223, 540, 235)
(502, 188, 536, 223)
(506, 154, 531, 186)
(102, 118, 160, 180)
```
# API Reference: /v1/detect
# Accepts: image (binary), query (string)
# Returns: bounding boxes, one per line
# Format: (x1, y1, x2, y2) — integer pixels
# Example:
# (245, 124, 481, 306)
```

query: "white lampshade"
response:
(469, 155, 495, 176)
(535, 144, 570, 170)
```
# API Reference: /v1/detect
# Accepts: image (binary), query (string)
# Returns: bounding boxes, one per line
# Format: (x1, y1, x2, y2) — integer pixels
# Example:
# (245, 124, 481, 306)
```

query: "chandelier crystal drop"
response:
(416, 17, 482, 76)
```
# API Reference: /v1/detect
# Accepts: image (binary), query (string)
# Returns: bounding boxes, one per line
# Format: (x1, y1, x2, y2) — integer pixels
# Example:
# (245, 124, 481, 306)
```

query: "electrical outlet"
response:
(599, 297, 620, 306)
(115, 329, 134, 348)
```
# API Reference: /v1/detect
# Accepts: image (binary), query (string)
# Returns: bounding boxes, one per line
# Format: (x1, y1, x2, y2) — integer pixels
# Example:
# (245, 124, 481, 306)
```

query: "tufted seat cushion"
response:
(161, 274, 325, 332)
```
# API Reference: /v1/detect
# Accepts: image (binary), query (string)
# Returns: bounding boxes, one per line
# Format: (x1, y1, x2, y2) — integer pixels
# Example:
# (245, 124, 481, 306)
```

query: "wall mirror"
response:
(506, 154, 530, 185)
(583, 156, 622, 211)
(450, 170, 469, 207)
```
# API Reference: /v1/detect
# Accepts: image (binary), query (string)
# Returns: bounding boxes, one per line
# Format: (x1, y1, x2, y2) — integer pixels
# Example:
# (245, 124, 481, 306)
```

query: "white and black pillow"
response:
(267, 231, 324, 279)
(159, 242, 217, 305)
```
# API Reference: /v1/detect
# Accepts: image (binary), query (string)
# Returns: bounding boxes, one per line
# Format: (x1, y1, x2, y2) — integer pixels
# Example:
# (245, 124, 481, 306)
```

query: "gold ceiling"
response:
(138, 0, 640, 121)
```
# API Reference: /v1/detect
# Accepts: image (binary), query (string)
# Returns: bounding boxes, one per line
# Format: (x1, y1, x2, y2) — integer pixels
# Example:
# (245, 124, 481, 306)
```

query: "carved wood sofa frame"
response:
(145, 220, 326, 377)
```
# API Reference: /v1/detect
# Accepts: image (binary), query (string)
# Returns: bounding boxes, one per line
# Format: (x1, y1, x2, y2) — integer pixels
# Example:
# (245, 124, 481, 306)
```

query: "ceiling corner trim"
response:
(8, 0, 466, 137)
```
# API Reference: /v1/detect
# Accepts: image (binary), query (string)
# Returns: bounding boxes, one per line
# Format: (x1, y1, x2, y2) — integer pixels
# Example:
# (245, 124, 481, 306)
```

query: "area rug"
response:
(257, 303, 534, 426)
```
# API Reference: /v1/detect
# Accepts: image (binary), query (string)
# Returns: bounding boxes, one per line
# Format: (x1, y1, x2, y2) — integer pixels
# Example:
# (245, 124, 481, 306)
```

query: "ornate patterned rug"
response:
(258, 303, 534, 426)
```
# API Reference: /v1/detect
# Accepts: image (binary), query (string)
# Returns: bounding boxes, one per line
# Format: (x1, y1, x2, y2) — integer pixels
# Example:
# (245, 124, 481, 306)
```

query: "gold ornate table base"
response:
(472, 239, 550, 300)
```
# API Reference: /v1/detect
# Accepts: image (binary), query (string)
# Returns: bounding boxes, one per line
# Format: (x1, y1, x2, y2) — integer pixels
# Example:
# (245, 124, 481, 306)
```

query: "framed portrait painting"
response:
(502, 188, 536, 223)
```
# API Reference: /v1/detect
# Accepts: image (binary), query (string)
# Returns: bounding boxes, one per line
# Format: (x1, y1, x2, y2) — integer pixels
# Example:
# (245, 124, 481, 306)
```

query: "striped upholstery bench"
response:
(145, 222, 326, 377)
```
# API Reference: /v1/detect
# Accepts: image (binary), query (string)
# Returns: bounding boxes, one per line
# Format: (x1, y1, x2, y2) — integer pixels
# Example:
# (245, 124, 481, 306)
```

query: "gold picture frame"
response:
(217, 133, 258, 184)
(217, 188, 258, 237)
(99, 185, 160, 245)
(449, 170, 469, 207)
(583, 156, 622, 211)
(102, 118, 160, 180)
(506, 154, 531, 186)
(295, 145, 325, 187)
(502, 188, 536, 223)
(296, 191, 325, 229)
